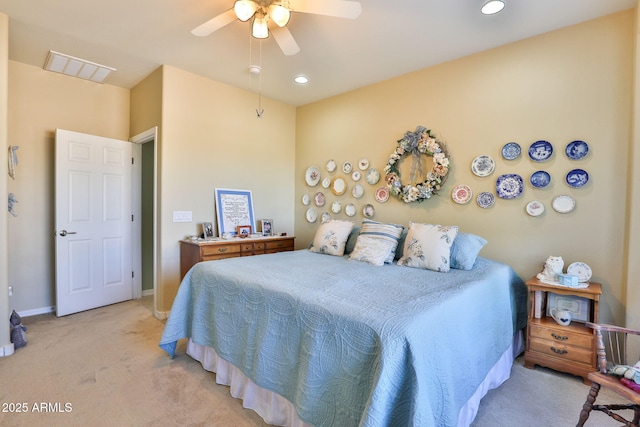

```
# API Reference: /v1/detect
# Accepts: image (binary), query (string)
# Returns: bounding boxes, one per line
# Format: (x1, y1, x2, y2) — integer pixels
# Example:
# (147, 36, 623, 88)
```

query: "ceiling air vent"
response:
(43, 50, 115, 83)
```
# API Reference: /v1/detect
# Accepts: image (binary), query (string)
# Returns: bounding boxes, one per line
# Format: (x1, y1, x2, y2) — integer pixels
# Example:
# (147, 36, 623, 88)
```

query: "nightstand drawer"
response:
(530, 324, 593, 349)
(529, 337, 592, 365)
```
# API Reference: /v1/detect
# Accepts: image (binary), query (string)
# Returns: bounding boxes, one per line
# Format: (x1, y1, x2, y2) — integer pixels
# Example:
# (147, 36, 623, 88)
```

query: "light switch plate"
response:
(172, 211, 193, 222)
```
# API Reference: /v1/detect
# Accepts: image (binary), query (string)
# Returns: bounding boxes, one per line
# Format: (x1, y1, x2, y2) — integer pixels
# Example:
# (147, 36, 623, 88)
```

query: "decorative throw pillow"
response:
(358, 219, 404, 263)
(309, 220, 355, 256)
(397, 222, 459, 272)
(450, 232, 487, 270)
(348, 236, 396, 266)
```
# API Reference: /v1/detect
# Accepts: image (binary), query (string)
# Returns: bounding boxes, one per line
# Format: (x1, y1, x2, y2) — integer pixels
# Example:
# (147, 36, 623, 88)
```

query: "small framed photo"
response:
(546, 292, 591, 323)
(236, 225, 252, 237)
(260, 219, 273, 236)
(202, 222, 214, 239)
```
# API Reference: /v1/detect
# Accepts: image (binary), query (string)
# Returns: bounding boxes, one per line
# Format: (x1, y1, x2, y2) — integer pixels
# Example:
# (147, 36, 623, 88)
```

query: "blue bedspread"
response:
(160, 250, 526, 427)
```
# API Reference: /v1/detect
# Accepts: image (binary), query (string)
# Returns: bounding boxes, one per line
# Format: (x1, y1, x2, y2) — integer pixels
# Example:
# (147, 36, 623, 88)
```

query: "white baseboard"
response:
(0, 342, 15, 357)
(142, 289, 154, 297)
(154, 309, 169, 320)
(19, 306, 55, 318)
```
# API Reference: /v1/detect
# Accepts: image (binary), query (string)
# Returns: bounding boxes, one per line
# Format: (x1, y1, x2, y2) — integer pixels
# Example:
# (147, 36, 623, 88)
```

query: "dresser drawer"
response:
(265, 238, 294, 252)
(529, 336, 592, 365)
(530, 324, 593, 350)
(201, 243, 240, 257)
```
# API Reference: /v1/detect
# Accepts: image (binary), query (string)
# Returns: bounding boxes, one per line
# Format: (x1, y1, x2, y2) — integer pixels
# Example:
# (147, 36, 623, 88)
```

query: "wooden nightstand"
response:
(523, 277, 602, 384)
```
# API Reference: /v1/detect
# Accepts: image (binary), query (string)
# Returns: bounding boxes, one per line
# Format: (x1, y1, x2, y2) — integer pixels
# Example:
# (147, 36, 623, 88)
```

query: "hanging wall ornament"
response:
(384, 126, 450, 203)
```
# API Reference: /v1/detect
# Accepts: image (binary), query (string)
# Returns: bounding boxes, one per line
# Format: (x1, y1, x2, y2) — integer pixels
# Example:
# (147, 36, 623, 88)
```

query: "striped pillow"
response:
(358, 219, 404, 263)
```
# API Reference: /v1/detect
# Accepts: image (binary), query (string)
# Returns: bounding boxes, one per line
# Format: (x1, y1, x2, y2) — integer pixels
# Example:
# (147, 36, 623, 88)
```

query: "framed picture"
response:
(214, 188, 256, 236)
(546, 292, 591, 323)
(202, 222, 214, 239)
(260, 219, 273, 236)
(236, 225, 252, 237)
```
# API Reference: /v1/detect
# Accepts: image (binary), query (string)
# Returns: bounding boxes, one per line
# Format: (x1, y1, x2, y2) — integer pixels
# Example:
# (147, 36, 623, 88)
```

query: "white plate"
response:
(526, 200, 545, 217)
(366, 168, 380, 185)
(305, 207, 317, 223)
(305, 166, 321, 186)
(345, 203, 356, 217)
(342, 162, 352, 174)
(358, 158, 369, 170)
(314, 191, 325, 207)
(331, 200, 342, 214)
(375, 186, 390, 203)
(452, 184, 472, 204)
(351, 170, 361, 181)
(471, 155, 495, 177)
(362, 204, 375, 218)
(321, 212, 332, 223)
(302, 194, 310, 206)
(567, 262, 592, 283)
(322, 177, 331, 188)
(552, 195, 576, 213)
(352, 184, 364, 199)
(331, 176, 347, 196)
(326, 159, 336, 172)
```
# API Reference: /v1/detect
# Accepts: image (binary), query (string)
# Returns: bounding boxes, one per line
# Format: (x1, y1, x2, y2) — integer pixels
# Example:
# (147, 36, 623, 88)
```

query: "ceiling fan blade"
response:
(288, 0, 362, 19)
(271, 26, 300, 56)
(191, 9, 237, 37)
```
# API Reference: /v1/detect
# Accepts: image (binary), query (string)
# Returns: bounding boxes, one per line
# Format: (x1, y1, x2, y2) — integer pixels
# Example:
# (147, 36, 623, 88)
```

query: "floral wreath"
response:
(384, 125, 450, 203)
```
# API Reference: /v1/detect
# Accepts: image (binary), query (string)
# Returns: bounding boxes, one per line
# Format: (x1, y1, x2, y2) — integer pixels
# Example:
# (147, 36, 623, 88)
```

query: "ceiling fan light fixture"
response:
(294, 75, 309, 84)
(252, 13, 269, 39)
(268, 4, 291, 27)
(481, 0, 505, 15)
(234, 0, 258, 21)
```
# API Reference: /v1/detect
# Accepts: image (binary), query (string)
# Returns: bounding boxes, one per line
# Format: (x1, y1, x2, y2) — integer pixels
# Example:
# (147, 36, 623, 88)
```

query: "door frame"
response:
(130, 127, 158, 312)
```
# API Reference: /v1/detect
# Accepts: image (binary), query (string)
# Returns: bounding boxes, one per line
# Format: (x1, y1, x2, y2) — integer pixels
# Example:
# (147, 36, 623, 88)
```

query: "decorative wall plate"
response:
(345, 203, 356, 217)
(526, 200, 545, 217)
(502, 142, 521, 160)
(528, 140, 553, 162)
(314, 191, 325, 207)
(322, 177, 331, 189)
(302, 194, 310, 206)
(321, 212, 332, 223)
(305, 207, 317, 223)
(352, 184, 364, 199)
(358, 158, 369, 170)
(351, 170, 361, 181)
(305, 166, 321, 186)
(326, 159, 337, 172)
(567, 262, 592, 283)
(331, 200, 342, 214)
(530, 170, 551, 189)
(375, 186, 390, 203)
(552, 195, 576, 213)
(452, 184, 472, 204)
(496, 174, 524, 199)
(366, 168, 380, 185)
(471, 155, 495, 177)
(476, 192, 495, 208)
(565, 140, 589, 160)
(362, 204, 375, 218)
(342, 162, 352, 174)
(331, 176, 347, 196)
(566, 169, 589, 188)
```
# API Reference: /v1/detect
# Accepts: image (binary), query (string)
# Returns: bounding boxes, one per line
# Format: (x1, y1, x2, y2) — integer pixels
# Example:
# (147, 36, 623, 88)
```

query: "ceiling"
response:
(0, 0, 636, 106)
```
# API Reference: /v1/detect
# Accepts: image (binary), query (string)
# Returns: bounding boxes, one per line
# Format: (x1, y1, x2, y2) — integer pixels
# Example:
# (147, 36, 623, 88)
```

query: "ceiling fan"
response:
(191, 0, 362, 56)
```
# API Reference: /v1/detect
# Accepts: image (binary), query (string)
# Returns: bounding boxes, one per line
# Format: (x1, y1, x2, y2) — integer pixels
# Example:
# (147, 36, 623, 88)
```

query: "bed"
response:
(160, 221, 527, 427)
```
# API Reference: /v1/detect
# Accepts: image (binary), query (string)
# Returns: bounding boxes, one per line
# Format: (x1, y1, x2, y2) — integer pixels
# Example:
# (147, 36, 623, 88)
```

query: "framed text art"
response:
(215, 188, 256, 236)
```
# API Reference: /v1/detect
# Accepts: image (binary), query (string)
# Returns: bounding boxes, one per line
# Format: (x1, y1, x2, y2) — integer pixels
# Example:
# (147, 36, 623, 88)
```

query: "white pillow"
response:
(397, 222, 459, 272)
(348, 235, 396, 266)
(358, 219, 404, 263)
(309, 220, 355, 256)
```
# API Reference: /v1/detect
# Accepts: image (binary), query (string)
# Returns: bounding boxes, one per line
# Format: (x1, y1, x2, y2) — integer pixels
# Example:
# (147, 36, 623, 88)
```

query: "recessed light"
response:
(481, 0, 505, 15)
(294, 75, 309, 84)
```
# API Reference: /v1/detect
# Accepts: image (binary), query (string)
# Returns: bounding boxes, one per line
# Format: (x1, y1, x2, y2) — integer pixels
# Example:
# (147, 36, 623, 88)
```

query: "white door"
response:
(55, 129, 133, 316)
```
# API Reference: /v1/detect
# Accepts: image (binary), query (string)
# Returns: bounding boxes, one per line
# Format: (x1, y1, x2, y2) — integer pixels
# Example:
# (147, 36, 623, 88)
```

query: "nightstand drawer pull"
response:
(551, 333, 568, 341)
(551, 346, 568, 355)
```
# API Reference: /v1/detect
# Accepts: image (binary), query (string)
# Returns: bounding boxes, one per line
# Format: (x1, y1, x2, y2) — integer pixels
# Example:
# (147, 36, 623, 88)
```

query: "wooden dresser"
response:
(180, 236, 295, 279)
(523, 276, 601, 384)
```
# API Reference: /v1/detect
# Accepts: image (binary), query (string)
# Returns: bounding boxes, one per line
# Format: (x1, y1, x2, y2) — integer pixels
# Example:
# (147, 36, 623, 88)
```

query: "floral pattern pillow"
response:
(309, 220, 355, 256)
(397, 222, 459, 272)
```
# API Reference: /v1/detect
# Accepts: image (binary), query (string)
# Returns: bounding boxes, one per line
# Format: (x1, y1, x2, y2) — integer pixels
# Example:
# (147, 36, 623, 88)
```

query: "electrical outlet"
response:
(8, 286, 13, 296)
(172, 211, 193, 223)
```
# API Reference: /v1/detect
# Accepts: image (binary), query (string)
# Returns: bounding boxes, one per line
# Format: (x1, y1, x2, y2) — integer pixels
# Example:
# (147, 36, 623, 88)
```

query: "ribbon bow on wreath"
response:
(384, 125, 450, 203)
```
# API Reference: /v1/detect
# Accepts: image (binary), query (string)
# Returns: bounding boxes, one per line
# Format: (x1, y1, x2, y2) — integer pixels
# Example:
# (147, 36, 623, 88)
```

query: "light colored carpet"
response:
(0, 296, 626, 426)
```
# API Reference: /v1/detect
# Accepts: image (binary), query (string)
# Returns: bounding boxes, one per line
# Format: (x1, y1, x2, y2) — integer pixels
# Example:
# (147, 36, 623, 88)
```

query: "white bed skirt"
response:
(186, 331, 524, 427)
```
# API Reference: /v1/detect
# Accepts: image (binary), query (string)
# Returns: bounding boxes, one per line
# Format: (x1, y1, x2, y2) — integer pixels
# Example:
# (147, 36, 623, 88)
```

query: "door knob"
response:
(59, 230, 77, 237)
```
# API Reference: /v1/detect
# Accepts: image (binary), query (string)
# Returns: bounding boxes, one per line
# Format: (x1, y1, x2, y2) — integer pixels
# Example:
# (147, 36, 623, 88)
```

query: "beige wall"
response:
(1, 13, 11, 353)
(295, 11, 634, 325)
(6, 61, 130, 313)
(133, 65, 297, 313)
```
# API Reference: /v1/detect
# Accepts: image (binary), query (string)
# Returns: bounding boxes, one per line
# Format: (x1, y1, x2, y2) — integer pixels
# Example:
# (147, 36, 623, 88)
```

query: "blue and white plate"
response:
(565, 140, 589, 160)
(566, 168, 589, 188)
(496, 174, 524, 199)
(528, 140, 553, 162)
(502, 142, 521, 160)
(476, 192, 495, 208)
(471, 155, 495, 177)
(530, 170, 551, 189)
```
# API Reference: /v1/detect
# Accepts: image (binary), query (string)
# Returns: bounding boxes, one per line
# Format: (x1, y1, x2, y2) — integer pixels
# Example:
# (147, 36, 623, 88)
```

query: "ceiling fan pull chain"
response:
(256, 40, 264, 118)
